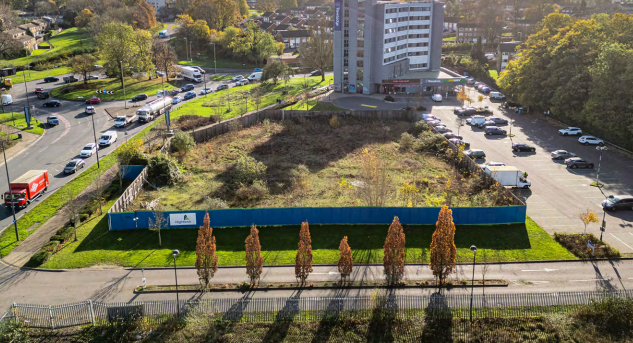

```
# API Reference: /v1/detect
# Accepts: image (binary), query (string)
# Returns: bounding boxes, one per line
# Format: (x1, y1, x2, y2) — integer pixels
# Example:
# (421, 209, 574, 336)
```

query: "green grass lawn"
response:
(1, 28, 92, 68)
(443, 36, 456, 41)
(178, 58, 257, 70)
(50, 77, 179, 101)
(10, 67, 73, 84)
(489, 69, 499, 80)
(0, 111, 45, 135)
(42, 216, 575, 269)
(171, 75, 334, 121)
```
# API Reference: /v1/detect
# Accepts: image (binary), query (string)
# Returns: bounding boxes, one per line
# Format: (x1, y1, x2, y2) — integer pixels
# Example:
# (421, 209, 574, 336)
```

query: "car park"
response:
(184, 91, 197, 100)
(550, 150, 576, 160)
(85, 97, 101, 104)
(44, 76, 59, 82)
(435, 126, 452, 133)
(578, 135, 604, 146)
(64, 159, 85, 174)
(431, 94, 443, 102)
(444, 133, 463, 140)
(199, 88, 213, 95)
(43, 100, 61, 107)
(172, 96, 183, 104)
(480, 161, 505, 169)
(216, 84, 229, 91)
(465, 149, 486, 159)
(131, 94, 148, 102)
(559, 127, 583, 136)
(47, 115, 59, 126)
(85, 106, 95, 114)
(602, 195, 633, 211)
(487, 117, 509, 125)
(181, 84, 195, 92)
(484, 126, 507, 135)
(565, 157, 594, 169)
(79, 143, 97, 158)
(448, 138, 470, 148)
(456, 107, 477, 116)
(512, 143, 536, 152)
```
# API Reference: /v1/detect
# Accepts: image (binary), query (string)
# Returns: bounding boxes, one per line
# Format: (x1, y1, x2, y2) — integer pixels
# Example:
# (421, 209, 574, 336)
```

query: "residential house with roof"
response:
(497, 41, 521, 72)
(259, 22, 277, 33)
(19, 22, 42, 36)
(289, 17, 306, 27)
(456, 23, 486, 43)
(272, 24, 291, 34)
(262, 12, 275, 22)
(305, 9, 322, 19)
(31, 19, 49, 31)
(4, 28, 26, 39)
(274, 15, 292, 25)
(276, 29, 311, 48)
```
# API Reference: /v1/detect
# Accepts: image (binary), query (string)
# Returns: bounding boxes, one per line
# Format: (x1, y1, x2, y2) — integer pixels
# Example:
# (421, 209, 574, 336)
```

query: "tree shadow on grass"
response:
(310, 287, 357, 343)
(419, 292, 453, 342)
(367, 289, 399, 343)
(262, 289, 303, 343)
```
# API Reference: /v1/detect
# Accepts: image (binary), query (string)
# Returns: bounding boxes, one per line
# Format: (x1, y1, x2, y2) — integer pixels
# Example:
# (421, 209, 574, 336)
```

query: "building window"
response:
(384, 37, 396, 43)
(386, 8, 397, 14)
(397, 35, 407, 41)
(396, 53, 406, 59)
(409, 16, 430, 20)
(357, 50, 364, 57)
(397, 26, 408, 31)
(398, 17, 408, 22)
(385, 18, 395, 24)
(357, 60, 364, 67)
(384, 47, 395, 53)
(410, 63, 428, 68)
(398, 7, 408, 12)
(409, 6, 430, 11)
(384, 56, 395, 63)
(397, 44, 407, 50)
(385, 28, 396, 34)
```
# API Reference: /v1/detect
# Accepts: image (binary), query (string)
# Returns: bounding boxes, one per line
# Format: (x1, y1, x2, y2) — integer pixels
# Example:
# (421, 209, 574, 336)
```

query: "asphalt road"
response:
(424, 87, 633, 253)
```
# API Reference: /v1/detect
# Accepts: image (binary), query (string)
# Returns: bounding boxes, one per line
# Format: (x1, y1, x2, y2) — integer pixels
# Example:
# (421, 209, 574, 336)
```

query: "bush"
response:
(27, 251, 51, 267)
(50, 235, 63, 242)
(148, 153, 181, 185)
(554, 233, 620, 259)
(233, 156, 267, 185)
(171, 131, 195, 154)
(410, 120, 430, 136)
(384, 95, 395, 102)
(79, 213, 90, 222)
(399, 133, 416, 151)
(176, 115, 218, 131)
(574, 297, 633, 339)
(204, 197, 229, 209)
(329, 115, 340, 128)
(235, 180, 269, 201)
(56, 225, 75, 239)
(417, 131, 447, 153)
(42, 241, 60, 252)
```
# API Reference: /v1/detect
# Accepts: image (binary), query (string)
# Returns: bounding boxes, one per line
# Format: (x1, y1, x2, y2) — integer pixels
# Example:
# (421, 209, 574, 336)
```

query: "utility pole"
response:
(90, 114, 100, 168)
(212, 43, 217, 75)
(120, 61, 127, 109)
(2, 141, 19, 242)
(184, 37, 188, 62)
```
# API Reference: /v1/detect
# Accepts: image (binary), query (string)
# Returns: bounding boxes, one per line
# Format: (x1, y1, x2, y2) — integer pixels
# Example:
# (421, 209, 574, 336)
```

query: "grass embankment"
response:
(10, 67, 73, 84)
(1, 28, 92, 68)
(171, 75, 333, 120)
(0, 111, 45, 135)
(50, 77, 180, 101)
(178, 58, 257, 70)
(42, 215, 573, 269)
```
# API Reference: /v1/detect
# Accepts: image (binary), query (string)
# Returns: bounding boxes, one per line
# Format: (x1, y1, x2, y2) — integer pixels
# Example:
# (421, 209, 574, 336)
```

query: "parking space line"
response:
(610, 233, 633, 251)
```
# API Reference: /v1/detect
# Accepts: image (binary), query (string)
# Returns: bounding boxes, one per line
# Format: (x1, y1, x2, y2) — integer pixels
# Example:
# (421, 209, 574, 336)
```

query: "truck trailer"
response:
(3, 170, 49, 209)
(179, 66, 202, 82)
(484, 166, 531, 189)
(137, 97, 173, 122)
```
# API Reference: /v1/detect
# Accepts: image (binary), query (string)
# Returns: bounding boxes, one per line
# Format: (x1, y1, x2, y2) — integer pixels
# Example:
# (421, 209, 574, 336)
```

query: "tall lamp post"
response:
(119, 61, 127, 109)
(595, 146, 607, 187)
(172, 249, 180, 318)
(469, 245, 477, 323)
(2, 141, 19, 242)
(212, 43, 217, 75)
(189, 41, 193, 62)
(184, 37, 188, 62)
(90, 114, 100, 168)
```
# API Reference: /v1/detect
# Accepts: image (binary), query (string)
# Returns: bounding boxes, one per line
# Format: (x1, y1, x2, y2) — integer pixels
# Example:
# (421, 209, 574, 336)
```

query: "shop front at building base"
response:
(379, 69, 467, 95)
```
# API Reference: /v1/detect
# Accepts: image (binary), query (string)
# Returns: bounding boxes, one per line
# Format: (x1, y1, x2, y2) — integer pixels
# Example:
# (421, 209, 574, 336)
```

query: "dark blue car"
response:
(184, 91, 197, 100)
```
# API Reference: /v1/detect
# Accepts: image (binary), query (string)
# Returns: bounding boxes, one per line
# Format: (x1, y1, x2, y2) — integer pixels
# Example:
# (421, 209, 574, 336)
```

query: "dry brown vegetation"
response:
(136, 117, 511, 210)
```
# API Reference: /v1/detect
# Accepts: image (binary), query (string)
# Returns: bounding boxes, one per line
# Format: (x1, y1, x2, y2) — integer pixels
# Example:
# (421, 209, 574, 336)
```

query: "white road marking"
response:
(521, 268, 559, 272)
(51, 114, 71, 145)
(311, 272, 340, 275)
(570, 279, 605, 282)
(609, 233, 633, 251)
(529, 281, 550, 284)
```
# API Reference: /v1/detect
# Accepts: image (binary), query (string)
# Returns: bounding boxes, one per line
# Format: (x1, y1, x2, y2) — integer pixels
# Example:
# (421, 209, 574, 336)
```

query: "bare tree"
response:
(62, 188, 83, 241)
(480, 249, 490, 297)
(357, 150, 392, 206)
(148, 202, 167, 247)
(92, 167, 105, 216)
(298, 32, 333, 82)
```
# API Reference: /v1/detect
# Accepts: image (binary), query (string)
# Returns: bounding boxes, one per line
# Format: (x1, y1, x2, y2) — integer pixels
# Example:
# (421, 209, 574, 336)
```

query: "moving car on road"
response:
(85, 106, 95, 114)
(565, 157, 594, 169)
(602, 195, 633, 211)
(559, 127, 583, 136)
(85, 97, 101, 104)
(431, 94, 443, 102)
(465, 149, 486, 159)
(235, 79, 249, 86)
(43, 100, 61, 107)
(550, 150, 576, 160)
(199, 88, 213, 95)
(35, 87, 44, 93)
(309, 70, 322, 76)
(181, 84, 195, 92)
(79, 143, 97, 158)
(44, 76, 59, 83)
(512, 143, 536, 152)
(216, 84, 229, 91)
(36, 91, 49, 99)
(172, 96, 183, 104)
(578, 135, 605, 146)
(184, 91, 197, 100)
(131, 94, 148, 102)
(47, 115, 59, 126)
(99, 131, 117, 146)
(64, 159, 85, 174)
(231, 75, 245, 82)
(254, 68, 263, 72)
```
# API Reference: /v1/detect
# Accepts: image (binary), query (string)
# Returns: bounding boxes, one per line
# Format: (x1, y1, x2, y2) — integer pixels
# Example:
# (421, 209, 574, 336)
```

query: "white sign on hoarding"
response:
(170, 213, 197, 226)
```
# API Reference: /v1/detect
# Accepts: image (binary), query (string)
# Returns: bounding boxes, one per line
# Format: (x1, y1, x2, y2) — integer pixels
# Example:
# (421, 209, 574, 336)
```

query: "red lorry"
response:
(3, 170, 49, 209)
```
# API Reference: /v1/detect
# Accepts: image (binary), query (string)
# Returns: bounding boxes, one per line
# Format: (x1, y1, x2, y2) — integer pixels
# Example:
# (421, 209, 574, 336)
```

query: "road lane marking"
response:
(312, 272, 340, 275)
(570, 279, 605, 282)
(361, 104, 377, 108)
(51, 114, 71, 145)
(521, 268, 559, 272)
(610, 233, 633, 251)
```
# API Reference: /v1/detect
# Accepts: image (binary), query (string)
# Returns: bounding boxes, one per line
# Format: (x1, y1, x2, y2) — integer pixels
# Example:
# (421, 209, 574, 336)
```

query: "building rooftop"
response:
(277, 29, 311, 38)
(395, 69, 461, 80)
(498, 41, 521, 52)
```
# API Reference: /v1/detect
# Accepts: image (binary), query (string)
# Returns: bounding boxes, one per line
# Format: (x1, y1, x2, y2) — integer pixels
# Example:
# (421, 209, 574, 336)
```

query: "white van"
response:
(489, 92, 505, 100)
(1, 94, 12, 105)
(98, 131, 118, 146)
(248, 72, 262, 82)
(467, 115, 486, 128)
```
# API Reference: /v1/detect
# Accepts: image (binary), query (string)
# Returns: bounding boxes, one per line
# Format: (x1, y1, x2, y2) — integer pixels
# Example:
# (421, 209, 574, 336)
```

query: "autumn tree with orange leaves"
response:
(430, 206, 457, 287)
(383, 217, 406, 284)
(338, 236, 353, 283)
(196, 213, 218, 290)
(245, 224, 264, 285)
(295, 221, 313, 283)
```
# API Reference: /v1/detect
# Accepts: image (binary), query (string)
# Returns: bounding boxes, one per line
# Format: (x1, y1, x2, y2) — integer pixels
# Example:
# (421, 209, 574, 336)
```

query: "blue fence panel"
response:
(121, 165, 145, 180)
(108, 206, 526, 231)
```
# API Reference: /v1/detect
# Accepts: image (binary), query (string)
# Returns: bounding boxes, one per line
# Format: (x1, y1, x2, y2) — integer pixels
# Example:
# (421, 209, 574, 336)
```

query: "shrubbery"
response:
(27, 251, 51, 267)
(176, 115, 219, 131)
(574, 296, 633, 339)
(171, 131, 195, 154)
(233, 156, 267, 185)
(235, 180, 269, 201)
(148, 153, 181, 185)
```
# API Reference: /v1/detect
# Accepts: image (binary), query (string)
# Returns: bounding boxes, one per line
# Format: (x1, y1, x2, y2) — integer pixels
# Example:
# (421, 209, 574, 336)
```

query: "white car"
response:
(199, 88, 213, 95)
(578, 135, 605, 146)
(559, 127, 583, 136)
(85, 106, 95, 114)
(480, 161, 505, 170)
(79, 143, 97, 158)
(431, 94, 443, 102)
(231, 75, 245, 82)
(235, 79, 249, 86)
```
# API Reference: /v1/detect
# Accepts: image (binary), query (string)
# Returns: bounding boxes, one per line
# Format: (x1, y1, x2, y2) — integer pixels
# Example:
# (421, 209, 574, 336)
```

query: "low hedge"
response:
(554, 233, 620, 259)
(27, 251, 51, 267)
(56, 226, 75, 240)
(49, 235, 63, 242)
(42, 241, 60, 252)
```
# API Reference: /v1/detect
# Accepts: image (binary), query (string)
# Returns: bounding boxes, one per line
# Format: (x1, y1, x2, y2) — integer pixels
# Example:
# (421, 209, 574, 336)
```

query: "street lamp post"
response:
(119, 61, 127, 109)
(599, 210, 607, 241)
(469, 245, 477, 323)
(184, 37, 188, 62)
(189, 41, 193, 62)
(2, 141, 19, 242)
(90, 114, 100, 168)
(172, 249, 180, 318)
(212, 43, 217, 75)
(595, 146, 607, 187)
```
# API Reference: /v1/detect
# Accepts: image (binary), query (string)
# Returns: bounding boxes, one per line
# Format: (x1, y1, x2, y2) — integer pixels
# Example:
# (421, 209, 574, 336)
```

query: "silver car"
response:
(64, 159, 86, 174)
(550, 150, 576, 160)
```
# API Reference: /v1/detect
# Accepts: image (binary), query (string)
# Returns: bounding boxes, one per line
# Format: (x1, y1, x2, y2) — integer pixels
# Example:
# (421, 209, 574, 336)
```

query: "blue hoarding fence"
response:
(108, 206, 526, 231)
(121, 165, 145, 180)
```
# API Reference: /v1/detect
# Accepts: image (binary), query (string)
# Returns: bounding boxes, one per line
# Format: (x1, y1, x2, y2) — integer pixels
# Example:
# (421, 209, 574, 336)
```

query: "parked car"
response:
(94, 65, 103, 69)
(434, 125, 452, 133)
(424, 115, 438, 122)
(253, 68, 264, 72)
(43, 76, 59, 82)
(309, 70, 322, 76)
(431, 94, 443, 102)
(64, 159, 85, 174)
(448, 138, 470, 148)
(184, 91, 197, 100)
(578, 135, 605, 146)
(480, 86, 491, 94)
(512, 143, 536, 152)
(465, 149, 486, 159)
(47, 115, 59, 126)
(43, 100, 61, 107)
(487, 117, 508, 125)
(455, 107, 477, 116)
(172, 96, 183, 104)
(559, 127, 583, 136)
(602, 195, 633, 211)
(444, 133, 463, 140)
(489, 92, 505, 100)
(484, 126, 507, 135)
(427, 120, 442, 126)
(85, 106, 95, 114)
(565, 157, 594, 169)
(131, 94, 148, 102)
(181, 84, 195, 92)
(85, 97, 101, 104)
(199, 88, 213, 95)
(551, 150, 576, 160)
(79, 143, 97, 158)
(216, 84, 229, 91)
(480, 161, 505, 170)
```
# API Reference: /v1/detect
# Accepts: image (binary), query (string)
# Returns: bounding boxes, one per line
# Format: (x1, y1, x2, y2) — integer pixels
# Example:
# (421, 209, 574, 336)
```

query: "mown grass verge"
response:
(10, 67, 73, 84)
(0, 112, 45, 135)
(41, 216, 574, 269)
(50, 77, 179, 101)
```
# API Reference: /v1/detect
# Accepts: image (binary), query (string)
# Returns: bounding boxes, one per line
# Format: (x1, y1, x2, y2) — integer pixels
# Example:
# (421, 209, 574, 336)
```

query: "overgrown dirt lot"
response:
(137, 117, 512, 210)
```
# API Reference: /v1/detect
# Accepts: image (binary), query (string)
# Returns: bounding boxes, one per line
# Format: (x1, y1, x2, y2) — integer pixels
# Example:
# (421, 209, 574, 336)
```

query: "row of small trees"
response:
(194, 205, 459, 288)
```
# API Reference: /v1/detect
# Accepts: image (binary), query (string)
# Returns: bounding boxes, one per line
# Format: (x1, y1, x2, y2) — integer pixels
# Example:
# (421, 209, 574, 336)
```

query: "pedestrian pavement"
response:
(0, 125, 42, 167)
